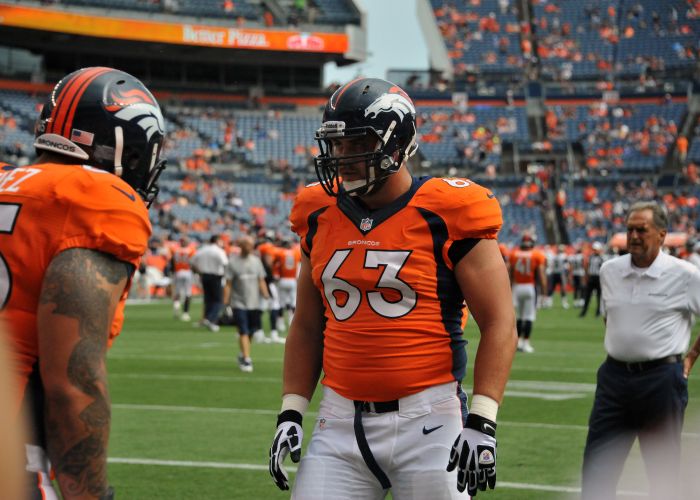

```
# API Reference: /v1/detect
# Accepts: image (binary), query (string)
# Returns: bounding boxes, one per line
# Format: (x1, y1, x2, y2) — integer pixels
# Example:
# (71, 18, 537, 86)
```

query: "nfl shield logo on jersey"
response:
(360, 218, 373, 231)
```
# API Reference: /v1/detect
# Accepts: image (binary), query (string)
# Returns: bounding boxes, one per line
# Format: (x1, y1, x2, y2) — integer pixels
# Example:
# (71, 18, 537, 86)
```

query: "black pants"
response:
(572, 275, 584, 301)
(200, 273, 224, 323)
(580, 275, 601, 316)
(548, 272, 566, 297)
(581, 359, 688, 500)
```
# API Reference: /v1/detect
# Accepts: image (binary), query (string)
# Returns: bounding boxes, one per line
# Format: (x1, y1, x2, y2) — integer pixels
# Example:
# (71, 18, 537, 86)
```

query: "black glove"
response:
(446, 413, 497, 496)
(269, 409, 303, 490)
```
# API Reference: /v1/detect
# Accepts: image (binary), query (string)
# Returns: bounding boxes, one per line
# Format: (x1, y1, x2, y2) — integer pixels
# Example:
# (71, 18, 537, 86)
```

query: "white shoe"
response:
(521, 342, 535, 353)
(517, 338, 524, 351)
(253, 330, 271, 343)
(206, 321, 220, 332)
(181, 313, 191, 322)
(562, 300, 570, 309)
(238, 355, 253, 373)
(270, 331, 286, 344)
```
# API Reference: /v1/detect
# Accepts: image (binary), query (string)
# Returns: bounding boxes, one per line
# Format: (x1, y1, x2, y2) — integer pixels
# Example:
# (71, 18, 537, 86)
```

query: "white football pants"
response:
(173, 269, 193, 300)
(277, 277, 297, 310)
(292, 382, 471, 500)
(512, 283, 537, 321)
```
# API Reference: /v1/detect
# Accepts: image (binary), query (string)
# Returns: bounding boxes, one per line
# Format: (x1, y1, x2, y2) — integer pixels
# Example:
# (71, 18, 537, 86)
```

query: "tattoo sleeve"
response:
(37, 248, 129, 499)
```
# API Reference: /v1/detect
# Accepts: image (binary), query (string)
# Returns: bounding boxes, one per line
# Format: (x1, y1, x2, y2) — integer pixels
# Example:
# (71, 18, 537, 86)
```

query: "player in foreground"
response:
(268, 78, 517, 498)
(0, 66, 165, 499)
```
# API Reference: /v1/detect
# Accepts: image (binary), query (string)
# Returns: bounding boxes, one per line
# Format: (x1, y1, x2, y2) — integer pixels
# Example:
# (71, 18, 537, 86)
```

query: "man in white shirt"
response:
(581, 201, 700, 500)
(192, 234, 229, 332)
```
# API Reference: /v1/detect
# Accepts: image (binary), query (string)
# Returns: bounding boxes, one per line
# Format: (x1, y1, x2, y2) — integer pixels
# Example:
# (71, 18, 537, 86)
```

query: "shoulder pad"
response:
(290, 182, 335, 239)
(412, 177, 502, 240)
(53, 165, 151, 265)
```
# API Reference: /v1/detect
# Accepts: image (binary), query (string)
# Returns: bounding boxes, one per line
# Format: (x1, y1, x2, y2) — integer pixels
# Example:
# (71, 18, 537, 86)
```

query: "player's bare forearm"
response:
(456, 239, 517, 402)
(37, 249, 129, 499)
(282, 255, 324, 400)
(471, 320, 517, 402)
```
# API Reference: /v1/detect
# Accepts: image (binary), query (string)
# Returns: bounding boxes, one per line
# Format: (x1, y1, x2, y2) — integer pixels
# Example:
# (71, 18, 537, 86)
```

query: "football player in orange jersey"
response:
(0, 67, 165, 499)
(509, 234, 547, 353)
(268, 78, 517, 498)
(171, 236, 196, 321)
(272, 237, 301, 335)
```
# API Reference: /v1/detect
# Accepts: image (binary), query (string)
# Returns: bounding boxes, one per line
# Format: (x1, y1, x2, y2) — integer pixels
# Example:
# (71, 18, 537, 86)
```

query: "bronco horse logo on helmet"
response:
(364, 92, 415, 122)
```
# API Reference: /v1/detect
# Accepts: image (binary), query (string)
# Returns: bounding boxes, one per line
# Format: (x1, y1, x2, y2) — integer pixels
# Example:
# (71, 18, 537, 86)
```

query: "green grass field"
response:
(105, 299, 700, 499)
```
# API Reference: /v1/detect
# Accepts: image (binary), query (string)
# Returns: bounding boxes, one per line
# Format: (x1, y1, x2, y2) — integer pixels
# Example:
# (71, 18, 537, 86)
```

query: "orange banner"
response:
(0, 4, 349, 53)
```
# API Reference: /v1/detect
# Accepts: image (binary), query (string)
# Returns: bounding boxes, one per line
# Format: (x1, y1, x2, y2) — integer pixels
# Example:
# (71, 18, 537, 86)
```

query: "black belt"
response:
(356, 399, 399, 414)
(353, 401, 393, 490)
(606, 354, 682, 373)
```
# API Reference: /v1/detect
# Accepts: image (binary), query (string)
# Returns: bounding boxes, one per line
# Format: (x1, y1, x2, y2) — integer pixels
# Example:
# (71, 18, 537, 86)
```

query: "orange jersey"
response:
(509, 248, 546, 284)
(172, 245, 195, 272)
(257, 241, 278, 277)
(291, 177, 501, 401)
(0, 163, 150, 407)
(273, 247, 301, 279)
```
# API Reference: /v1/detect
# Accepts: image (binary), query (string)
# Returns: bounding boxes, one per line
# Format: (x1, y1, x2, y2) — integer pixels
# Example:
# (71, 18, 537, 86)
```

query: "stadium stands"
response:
(431, 0, 525, 78)
(0, 0, 697, 248)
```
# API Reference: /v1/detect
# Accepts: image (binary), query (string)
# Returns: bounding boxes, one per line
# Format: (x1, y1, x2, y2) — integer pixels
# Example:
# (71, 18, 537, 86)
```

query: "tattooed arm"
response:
(37, 248, 130, 499)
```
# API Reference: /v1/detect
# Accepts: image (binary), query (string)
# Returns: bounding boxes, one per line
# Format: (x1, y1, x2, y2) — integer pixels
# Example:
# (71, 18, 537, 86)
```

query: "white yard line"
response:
(110, 373, 281, 383)
(106, 353, 700, 380)
(106, 457, 646, 496)
(110, 372, 593, 399)
(111, 403, 700, 438)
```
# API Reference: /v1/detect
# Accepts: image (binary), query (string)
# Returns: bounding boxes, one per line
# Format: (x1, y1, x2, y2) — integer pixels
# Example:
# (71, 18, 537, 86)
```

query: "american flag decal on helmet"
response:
(70, 128, 94, 146)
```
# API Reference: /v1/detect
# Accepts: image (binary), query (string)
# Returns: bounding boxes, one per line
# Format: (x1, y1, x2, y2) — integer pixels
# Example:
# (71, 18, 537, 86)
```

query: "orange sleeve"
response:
(417, 178, 502, 241)
(54, 169, 151, 267)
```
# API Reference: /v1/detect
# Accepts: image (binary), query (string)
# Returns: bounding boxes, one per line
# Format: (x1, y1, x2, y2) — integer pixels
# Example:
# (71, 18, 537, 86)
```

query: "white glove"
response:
(269, 410, 303, 490)
(446, 413, 497, 496)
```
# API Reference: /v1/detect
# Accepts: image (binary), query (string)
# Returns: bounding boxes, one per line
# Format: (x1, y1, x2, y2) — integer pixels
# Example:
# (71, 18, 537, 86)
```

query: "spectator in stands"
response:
(192, 234, 229, 332)
(685, 162, 699, 184)
(676, 135, 688, 162)
(224, 235, 269, 372)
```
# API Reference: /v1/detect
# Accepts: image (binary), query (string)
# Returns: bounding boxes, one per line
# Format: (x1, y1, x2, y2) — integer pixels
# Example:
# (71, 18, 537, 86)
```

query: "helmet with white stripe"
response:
(34, 67, 166, 206)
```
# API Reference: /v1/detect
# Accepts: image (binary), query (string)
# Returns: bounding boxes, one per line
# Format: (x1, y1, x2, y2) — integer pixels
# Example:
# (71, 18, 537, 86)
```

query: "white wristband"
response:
(281, 394, 310, 417)
(470, 394, 499, 422)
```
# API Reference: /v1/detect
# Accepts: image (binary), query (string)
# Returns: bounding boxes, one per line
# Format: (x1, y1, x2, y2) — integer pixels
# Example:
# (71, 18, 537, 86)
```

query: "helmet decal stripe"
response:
(61, 67, 112, 137)
(329, 77, 363, 111)
(51, 67, 107, 136)
(46, 68, 89, 133)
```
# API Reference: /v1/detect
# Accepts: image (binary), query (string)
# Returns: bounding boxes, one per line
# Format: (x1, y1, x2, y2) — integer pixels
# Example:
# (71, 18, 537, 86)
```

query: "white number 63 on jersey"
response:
(321, 249, 417, 320)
